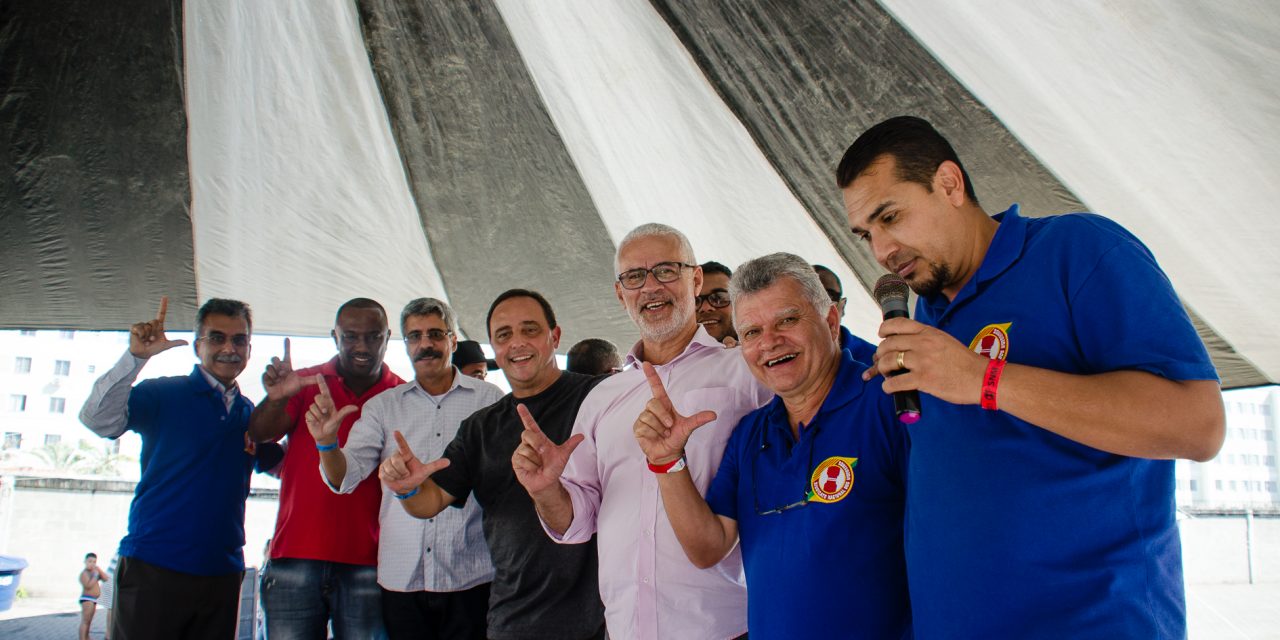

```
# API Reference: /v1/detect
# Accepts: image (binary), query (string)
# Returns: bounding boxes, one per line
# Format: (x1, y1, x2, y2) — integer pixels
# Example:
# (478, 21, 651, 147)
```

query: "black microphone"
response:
(873, 274, 922, 424)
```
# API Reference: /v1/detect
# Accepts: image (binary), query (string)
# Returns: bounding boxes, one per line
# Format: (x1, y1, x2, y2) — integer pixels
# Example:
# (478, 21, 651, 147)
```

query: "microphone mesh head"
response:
(873, 274, 911, 310)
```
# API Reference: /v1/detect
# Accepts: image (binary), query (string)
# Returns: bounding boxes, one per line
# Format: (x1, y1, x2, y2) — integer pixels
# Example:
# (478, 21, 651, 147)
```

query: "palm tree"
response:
(30, 440, 89, 471)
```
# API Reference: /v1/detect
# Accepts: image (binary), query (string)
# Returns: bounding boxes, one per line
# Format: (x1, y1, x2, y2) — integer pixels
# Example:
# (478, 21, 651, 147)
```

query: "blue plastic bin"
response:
(0, 555, 29, 612)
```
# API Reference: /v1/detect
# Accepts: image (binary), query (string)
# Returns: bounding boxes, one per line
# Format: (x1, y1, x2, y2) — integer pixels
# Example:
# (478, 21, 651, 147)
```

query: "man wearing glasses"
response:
(633, 253, 910, 639)
(247, 298, 403, 639)
(696, 261, 737, 345)
(81, 297, 259, 639)
(513, 224, 772, 640)
(309, 297, 503, 639)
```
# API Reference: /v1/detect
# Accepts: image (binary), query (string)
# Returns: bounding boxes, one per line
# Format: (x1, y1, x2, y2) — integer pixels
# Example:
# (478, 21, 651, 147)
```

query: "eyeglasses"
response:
(616, 262, 696, 290)
(695, 290, 731, 309)
(198, 333, 250, 348)
(403, 329, 453, 344)
(753, 427, 819, 516)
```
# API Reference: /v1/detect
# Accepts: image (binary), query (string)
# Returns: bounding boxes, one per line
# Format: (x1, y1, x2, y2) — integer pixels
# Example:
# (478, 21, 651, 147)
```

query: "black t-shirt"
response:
(434, 371, 606, 640)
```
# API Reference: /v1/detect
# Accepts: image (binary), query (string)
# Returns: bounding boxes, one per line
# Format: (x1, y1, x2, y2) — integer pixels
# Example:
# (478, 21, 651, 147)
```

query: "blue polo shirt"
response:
(907, 205, 1218, 638)
(705, 349, 911, 640)
(840, 326, 877, 368)
(119, 366, 255, 576)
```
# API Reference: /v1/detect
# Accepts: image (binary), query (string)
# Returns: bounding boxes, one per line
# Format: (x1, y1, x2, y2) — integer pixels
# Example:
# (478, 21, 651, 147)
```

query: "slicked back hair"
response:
(196, 298, 253, 335)
(399, 297, 457, 336)
(335, 298, 388, 327)
(730, 253, 833, 326)
(615, 223, 696, 272)
(835, 115, 978, 204)
(486, 289, 558, 338)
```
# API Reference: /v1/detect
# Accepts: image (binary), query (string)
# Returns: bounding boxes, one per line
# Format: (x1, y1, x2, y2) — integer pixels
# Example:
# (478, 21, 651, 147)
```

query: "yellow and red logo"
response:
(968, 323, 1011, 360)
(809, 456, 857, 503)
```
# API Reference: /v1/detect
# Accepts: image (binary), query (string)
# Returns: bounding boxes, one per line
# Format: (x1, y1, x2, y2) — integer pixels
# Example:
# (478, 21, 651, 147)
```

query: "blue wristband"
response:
(393, 487, 419, 500)
(316, 441, 338, 452)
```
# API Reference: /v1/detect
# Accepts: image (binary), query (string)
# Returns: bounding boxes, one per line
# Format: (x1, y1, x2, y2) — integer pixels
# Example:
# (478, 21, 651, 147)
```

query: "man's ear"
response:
(550, 326, 562, 350)
(934, 160, 967, 207)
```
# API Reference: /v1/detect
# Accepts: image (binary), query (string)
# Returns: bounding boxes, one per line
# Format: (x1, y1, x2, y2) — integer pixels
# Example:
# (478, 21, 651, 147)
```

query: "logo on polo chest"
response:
(968, 323, 1011, 360)
(808, 456, 857, 503)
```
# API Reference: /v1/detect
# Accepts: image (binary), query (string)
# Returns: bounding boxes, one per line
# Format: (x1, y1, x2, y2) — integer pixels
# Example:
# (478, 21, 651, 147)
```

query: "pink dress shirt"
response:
(545, 328, 772, 639)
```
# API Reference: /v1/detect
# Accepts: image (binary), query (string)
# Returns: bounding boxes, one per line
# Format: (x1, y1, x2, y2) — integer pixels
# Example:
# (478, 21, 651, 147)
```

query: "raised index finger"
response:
(283, 337, 292, 365)
(312, 374, 331, 399)
(516, 404, 543, 435)
(393, 430, 415, 458)
(641, 362, 672, 408)
(156, 296, 169, 324)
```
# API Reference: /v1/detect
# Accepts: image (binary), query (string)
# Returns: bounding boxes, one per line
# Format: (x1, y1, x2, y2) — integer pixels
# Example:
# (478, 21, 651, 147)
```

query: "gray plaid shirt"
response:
(329, 368, 503, 591)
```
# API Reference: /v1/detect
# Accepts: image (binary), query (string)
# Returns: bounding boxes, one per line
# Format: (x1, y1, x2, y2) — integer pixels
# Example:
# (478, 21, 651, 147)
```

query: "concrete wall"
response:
(1181, 513, 1280, 584)
(0, 476, 279, 598)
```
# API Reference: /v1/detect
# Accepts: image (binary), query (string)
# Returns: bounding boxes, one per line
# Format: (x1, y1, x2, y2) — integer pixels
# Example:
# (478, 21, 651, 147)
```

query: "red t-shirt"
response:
(269, 357, 404, 565)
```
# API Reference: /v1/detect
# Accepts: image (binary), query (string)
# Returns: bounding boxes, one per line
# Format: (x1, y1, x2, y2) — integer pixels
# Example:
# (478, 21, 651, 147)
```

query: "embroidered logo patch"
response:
(808, 456, 857, 503)
(968, 323, 1011, 360)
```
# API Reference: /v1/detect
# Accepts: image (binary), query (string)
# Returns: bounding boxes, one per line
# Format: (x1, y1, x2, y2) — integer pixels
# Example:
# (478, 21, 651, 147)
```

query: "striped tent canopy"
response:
(3, 0, 1277, 388)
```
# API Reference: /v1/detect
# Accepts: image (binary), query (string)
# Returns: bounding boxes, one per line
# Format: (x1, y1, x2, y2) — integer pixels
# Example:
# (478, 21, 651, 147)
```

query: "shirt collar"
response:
(623, 325, 723, 368)
(761, 349, 867, 438)
(193, 365, 239, 397)
(922, 203, 1028, 317)
(403, 366, 476, 398)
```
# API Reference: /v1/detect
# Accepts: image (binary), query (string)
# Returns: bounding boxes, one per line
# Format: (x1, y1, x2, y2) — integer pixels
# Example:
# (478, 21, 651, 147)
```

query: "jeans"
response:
(261, 558, 386, 640)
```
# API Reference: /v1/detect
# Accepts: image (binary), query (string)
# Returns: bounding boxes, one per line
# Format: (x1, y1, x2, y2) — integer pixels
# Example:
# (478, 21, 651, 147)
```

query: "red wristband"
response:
(980, 358, 1006, 411)
(648, 455, 688, 474)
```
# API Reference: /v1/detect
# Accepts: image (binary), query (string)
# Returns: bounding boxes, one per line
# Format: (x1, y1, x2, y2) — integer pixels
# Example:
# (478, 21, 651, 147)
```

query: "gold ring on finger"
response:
(896, 351, 906, 371)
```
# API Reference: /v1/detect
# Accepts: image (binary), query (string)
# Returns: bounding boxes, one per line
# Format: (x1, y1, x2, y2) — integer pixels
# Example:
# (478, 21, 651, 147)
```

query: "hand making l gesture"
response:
(304, 376, 357, 447)
(262, 338, 305, 401)
(379, 431, 450, 495)
(511, 404, 584, 498)
(129, 296, 188, 359)
(633, 362, 717, 466)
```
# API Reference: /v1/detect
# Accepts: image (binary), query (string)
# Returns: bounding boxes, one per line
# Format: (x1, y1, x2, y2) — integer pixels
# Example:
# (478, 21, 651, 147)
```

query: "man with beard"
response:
(513, 224, 772, 640)
(247, 298, 403, 639)
(309, 297, 502, 639)
(696, 261, 737, 345)
(841, 116, 1224, 638)
(80, 297, 257, 640)
(379, 289, 607, 640)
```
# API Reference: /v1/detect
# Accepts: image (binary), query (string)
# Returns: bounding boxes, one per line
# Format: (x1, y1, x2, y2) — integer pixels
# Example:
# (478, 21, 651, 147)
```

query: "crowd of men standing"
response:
(80, 116, 1225, 640)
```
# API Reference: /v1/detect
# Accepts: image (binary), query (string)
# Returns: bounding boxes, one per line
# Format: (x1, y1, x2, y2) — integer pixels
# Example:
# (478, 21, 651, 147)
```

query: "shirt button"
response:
(642, 578, 649, 584)
(426, 547, 432, 553)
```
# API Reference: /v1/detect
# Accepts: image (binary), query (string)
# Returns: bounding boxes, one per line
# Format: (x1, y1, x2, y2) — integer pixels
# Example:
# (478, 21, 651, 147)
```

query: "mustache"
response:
(214, 354, 243, 364)
(413, 348, 445, 362)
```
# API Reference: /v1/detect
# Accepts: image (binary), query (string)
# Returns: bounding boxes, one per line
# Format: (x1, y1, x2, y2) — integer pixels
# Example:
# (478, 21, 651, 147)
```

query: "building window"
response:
(44, 434, 61, 446)
(54, 360, 70, 376)
(1215, 480, 1224, 490)
(9, 395, 26, 412)
(1190, 480, 1199, 491)
(1267, 481, 1277, 492)
(1230, 481, 1238, 491)
(49, 397, 66, 414)
(109, 439, 121, 454)
(87, 364, 96, 374)
(59, 330, 75, 339)
(2, 433, 20, 450)
(19, 329, 35, 337)
(14, 357, 32, 374)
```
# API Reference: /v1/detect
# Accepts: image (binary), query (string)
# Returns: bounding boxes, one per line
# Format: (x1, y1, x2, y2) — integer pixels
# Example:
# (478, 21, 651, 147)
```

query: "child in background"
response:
(79, 552, 108, 640)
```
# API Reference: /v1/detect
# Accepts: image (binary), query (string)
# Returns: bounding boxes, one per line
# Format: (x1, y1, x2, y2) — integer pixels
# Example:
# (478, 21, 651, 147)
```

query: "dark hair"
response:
(567, 338, 621, 376)
(334, 298, 387, 326)
(486, 289, 557, 338)
(699, 261, 732, 279)
(195, 298, 252, 335)
(85, 552, 97, 560)
(835, 116, 978, 204)
(812, 264, 841, 294)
